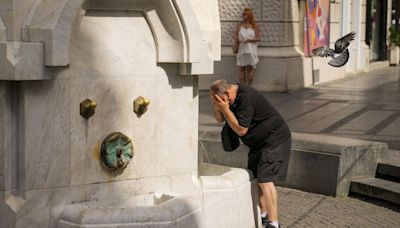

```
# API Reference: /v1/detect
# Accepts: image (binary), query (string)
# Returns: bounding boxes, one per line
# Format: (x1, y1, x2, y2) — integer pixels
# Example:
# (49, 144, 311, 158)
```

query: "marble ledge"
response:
(199, 165, 253, 190)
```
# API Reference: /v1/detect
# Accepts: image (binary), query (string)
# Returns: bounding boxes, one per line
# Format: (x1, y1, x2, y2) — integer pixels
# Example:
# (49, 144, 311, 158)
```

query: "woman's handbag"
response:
(232, 39, 239, 54)
(221, 123, 240, 152)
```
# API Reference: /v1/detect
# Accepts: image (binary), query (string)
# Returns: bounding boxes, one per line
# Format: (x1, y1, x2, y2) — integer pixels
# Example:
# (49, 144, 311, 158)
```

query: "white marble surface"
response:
(0, 42, 49, 80)
(173, 0, 201, 63)
(68, 11, 161, 77)
(22, 78, 71, 190)
(57, 194, 203, 227)
(145, 9, 185, 63)
(22, 0, 84, 66)
(0, 192, 17, 228)
(0, 16, 6, 41)
(1, 176, 203, 228)
(1, 164, 255, 227)
(181, 41, 215, 75)
(0, 0, 219, 71)
(63, 12, 198, 185)
(0, 82, 18, 192)
(200, 165, 257, 228)
(19, 0, 216, 69)
(82, 0, 186, 54)
(0, 0, 223, 227)
(190, 0, 221, 61)
(0, 0, 36, 40)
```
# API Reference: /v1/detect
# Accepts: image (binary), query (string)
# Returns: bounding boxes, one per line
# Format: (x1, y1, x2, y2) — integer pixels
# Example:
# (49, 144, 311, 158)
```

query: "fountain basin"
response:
(57, 193, 202, 228)
(199, 163, 259, 228)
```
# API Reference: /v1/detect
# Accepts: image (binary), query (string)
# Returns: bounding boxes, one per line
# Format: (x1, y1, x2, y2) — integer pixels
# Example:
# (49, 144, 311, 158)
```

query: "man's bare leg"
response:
(259, 186, 269, 225)
(259, 182, 278, 223)
(259, 186, 268, 213)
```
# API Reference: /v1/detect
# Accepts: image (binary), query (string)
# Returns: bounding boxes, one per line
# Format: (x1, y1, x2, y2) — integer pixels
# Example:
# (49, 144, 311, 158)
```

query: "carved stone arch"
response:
(22, 0, 205, 68)
(22, 0, 85, 66)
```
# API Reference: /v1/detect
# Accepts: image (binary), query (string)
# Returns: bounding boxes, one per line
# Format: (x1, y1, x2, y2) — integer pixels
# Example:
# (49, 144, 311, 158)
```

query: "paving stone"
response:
(383, 104, 400, 110)
(278, 187, 400, 227)
(378, 115, 400, 136)
(275, 99, 329, 120)
(334, 110, 393, 133)
(313, 93, 369, 101)
(290, 103, 365, 133)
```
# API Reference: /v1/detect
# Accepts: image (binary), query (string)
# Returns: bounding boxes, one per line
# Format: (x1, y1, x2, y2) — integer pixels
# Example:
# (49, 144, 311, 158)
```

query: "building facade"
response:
(199, 0, 394, 91)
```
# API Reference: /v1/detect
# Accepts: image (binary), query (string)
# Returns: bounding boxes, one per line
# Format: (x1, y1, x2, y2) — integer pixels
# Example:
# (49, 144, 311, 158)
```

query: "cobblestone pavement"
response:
(199, 66, 400, 227)
(277, 187, 400, 228)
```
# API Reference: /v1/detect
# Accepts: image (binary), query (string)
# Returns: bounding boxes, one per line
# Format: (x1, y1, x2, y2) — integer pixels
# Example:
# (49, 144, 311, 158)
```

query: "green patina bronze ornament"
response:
(100, 132, 134, 171)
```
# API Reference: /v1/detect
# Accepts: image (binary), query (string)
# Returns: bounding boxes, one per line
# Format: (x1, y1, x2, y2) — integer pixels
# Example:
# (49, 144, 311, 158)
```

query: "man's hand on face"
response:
(211, 93, 230, 113)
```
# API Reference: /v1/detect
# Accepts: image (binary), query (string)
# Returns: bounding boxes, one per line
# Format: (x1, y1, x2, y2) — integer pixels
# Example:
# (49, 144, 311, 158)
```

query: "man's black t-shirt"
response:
(230, 84, 291, 149)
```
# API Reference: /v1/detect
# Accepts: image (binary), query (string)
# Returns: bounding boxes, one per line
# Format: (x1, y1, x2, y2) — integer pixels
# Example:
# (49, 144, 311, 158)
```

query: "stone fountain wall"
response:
(0, 1, 258, 227)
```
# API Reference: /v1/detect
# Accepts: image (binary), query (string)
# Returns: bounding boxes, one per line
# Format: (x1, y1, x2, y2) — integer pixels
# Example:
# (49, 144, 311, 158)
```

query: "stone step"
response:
(376, 162, 400, 182)
(350, 178, 400, 205)
(199, 131, 389, 197)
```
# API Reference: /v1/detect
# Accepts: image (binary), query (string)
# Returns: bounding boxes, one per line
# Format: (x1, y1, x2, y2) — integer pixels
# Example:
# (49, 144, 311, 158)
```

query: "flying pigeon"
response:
(312, 31, 356, 67)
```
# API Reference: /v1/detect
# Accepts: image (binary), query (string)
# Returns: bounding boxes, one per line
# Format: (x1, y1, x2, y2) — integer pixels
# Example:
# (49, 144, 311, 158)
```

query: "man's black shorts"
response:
(247, 136, 291, 183)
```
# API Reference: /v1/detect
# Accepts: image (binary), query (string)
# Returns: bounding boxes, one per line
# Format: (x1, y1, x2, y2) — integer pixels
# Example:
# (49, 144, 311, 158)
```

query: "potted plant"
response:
(389, 26, 400, 66)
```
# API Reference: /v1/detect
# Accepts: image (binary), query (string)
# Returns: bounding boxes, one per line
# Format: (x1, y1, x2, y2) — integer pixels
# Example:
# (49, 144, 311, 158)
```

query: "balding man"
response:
(210, 79, 291, 228)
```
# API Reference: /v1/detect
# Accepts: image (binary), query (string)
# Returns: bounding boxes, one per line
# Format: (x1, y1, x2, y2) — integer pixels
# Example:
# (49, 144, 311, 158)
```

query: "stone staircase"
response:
(350, 150, 400, 205)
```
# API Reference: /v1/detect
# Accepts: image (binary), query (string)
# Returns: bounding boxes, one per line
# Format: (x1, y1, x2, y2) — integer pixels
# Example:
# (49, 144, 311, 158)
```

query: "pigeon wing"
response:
(334, 31, 355, 53)
(328, 48, 349, 67)
(312, 46, 335, 58)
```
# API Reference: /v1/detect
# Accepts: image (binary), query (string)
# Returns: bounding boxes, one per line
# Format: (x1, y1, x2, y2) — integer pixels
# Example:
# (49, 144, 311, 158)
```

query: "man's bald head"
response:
(210, 80, 231, 96)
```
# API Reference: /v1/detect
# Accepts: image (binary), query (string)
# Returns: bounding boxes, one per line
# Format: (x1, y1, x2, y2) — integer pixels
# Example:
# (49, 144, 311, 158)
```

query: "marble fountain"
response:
(0, 0, 259, 227)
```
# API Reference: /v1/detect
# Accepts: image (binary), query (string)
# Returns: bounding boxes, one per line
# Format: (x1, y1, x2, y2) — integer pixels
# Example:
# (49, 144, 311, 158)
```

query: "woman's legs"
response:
(246, 65, 255, 85)
(239, 65, 255, 85)
(239, 66, 246, 84)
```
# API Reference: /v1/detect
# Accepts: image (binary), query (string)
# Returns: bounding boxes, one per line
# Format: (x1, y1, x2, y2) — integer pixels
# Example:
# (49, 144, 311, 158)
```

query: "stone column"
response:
(352, 0, 370, 71)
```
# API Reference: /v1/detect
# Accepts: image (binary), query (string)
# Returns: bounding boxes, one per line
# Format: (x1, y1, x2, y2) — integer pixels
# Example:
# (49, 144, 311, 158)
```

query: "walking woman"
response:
(233, 8, 261, 86)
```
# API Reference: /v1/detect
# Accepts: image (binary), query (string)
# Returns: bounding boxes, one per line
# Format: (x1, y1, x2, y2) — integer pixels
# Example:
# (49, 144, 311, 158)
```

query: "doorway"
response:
(366, 0, 388, 61)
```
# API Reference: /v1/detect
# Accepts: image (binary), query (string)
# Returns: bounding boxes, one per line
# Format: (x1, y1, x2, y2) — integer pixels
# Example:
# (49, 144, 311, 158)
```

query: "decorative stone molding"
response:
(82, 0, 189, 64)
(0, 42, 50, 80)
(22, 0, 85, 66)
(190, 0, 221, 61)
(18, 0, 220, 76)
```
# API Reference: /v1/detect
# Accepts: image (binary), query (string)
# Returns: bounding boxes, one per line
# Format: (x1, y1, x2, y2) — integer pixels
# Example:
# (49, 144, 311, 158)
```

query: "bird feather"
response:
(312, 46, 335, 58)
(334, 31, 356, 53)
(328, 48, 349, 67)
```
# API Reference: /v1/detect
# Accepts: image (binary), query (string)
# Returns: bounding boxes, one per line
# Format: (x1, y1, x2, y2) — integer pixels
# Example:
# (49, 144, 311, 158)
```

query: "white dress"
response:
(236, 26, 259, 68)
